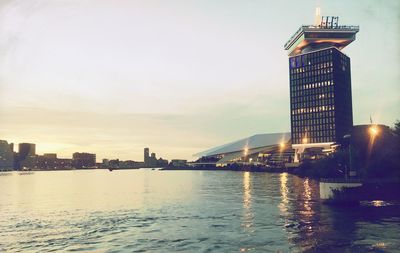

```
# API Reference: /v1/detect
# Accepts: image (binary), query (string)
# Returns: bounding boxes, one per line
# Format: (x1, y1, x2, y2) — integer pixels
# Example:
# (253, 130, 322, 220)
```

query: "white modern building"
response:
(194, 133, 292, 166)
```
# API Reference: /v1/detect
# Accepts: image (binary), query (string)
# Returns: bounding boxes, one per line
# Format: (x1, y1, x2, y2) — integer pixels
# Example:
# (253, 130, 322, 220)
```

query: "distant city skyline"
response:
(1, 0, 399, 160)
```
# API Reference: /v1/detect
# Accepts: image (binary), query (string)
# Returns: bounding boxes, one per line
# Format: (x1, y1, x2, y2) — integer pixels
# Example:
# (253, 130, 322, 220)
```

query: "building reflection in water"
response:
(279, 173, 289, 216)
(242, 172, 253, 231)
(279, 175, 321, 250)
(279, 172, 294, 246)
(278, 174, 389, 252)
(301, 178, 315, 234)
(302, 178, 314, 217)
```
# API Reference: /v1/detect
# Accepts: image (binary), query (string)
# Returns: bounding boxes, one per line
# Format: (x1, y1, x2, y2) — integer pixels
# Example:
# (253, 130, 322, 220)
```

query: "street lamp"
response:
(242, 147, 249, 165)
(368, 124, 379, 156)
(243, 147, 249, 156)
(369, 125, 379, 137)
(343, 134, 352, 180)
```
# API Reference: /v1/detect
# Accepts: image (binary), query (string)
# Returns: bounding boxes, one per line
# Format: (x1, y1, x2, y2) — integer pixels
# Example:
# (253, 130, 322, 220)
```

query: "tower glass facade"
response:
(289, 47, 353, 145)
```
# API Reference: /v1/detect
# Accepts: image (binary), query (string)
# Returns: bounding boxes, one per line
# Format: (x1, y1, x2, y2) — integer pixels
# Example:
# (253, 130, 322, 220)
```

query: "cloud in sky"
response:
(0, 0, 399, 160)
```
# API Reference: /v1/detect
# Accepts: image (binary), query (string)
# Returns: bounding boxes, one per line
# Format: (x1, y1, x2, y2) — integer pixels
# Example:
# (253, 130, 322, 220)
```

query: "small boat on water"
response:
(19, 167, 34, 175)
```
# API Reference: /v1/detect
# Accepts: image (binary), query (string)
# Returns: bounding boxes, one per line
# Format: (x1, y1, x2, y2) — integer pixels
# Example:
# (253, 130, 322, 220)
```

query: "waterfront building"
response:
(158, 157, 169, 167)
(144, 148, 150, 166)
(0, 140, 14, 170)
(21, 154, 73, 170)
(18, 143, 36, 161)
(284, 10, 359, 162)
(19, 155, 38, 169)
(143, 148, 164, 168)
(72, 152, 96, 169)
(43, 153, 57, 159)
(148, 153, 157, 167)
(194, 133, 291, 166)
(17, 143, 37, 169)
(102, 159, 110, 168)
(101, 158, 145, 169)
(56, 158, 73, 169)
(170, 159, 188, 168)
(36, 155, 55, 170)
(108, 159, 120, 169)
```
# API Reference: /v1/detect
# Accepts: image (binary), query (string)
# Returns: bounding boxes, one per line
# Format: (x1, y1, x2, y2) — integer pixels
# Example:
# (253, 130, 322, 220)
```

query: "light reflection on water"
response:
(279, 172, 289, 216)
(242, 172, 253, 231)
(302, 178, 314, 216)
(0, 170, 399, 252)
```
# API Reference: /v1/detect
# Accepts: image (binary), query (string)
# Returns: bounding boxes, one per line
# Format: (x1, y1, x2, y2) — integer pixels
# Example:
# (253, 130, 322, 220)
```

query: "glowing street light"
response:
(302, 137, 309, 144)
(368, 125, 380, 156)
(369, 125, 379, 137)
(243, 147, 249, 156)
(279, 142, 285, 150)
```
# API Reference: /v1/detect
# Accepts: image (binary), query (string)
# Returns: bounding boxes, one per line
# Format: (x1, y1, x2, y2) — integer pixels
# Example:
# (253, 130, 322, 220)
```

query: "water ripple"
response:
(0, 170, 399, 252)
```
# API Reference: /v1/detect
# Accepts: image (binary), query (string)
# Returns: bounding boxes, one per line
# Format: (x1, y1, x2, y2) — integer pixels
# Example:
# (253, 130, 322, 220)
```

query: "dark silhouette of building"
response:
(284, 11, 359, 162)
(144, 147, 150, 166)
(158, 157, 169, 167)
(149, 152, 157, 167)
(0, 140, 14, 170)
(43, 153, 57, 159)
(55, 158, 73, 169)
(18, 143, 36, 161)
(104, 159, 145, 169)
(143, 148, 168, 168)
(72, 152, 96, 169)
(170, 159, 187, 168)
(17, 143, 36, 169)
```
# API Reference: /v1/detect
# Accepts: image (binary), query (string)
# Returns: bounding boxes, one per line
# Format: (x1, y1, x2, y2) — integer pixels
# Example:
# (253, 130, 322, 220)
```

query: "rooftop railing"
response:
(285, 25, 360, 49)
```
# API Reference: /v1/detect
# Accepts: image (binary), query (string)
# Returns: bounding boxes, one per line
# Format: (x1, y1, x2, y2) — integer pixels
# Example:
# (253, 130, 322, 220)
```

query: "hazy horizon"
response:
(1, 0, 399, 161)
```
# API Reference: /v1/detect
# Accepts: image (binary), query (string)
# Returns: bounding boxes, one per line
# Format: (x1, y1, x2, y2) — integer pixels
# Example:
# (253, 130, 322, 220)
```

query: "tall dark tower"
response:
(284, 9, 359, 162)
(144, 147, 149, 167)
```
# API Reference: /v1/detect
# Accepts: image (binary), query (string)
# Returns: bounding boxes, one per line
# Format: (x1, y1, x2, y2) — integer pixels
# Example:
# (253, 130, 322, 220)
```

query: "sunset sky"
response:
(0, 0, 399, 161)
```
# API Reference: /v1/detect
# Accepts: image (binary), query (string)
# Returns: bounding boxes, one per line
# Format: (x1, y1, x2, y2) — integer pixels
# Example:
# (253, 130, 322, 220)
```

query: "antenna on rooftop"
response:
(314, 6, 322, 26)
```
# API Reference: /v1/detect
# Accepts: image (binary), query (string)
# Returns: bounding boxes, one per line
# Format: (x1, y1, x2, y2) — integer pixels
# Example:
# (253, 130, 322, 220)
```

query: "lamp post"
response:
(243, 147, 248, 165)
(343, 134, 352, 180)
(279, 142, 285, 167)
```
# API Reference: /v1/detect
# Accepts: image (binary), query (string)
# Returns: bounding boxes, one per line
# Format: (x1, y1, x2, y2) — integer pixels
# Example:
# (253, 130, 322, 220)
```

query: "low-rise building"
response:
(193, 133, 292, 167)
(72, 152, 96, 169)
(170, 159, 187, 168)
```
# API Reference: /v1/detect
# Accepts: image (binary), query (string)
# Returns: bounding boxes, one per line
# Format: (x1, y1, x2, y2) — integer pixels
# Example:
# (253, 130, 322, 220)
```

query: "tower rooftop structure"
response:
(284, 16, 359, 56)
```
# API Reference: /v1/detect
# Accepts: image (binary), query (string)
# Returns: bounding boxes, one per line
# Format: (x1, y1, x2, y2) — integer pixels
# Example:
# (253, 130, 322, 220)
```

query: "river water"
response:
(0, 170, 399, 252)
